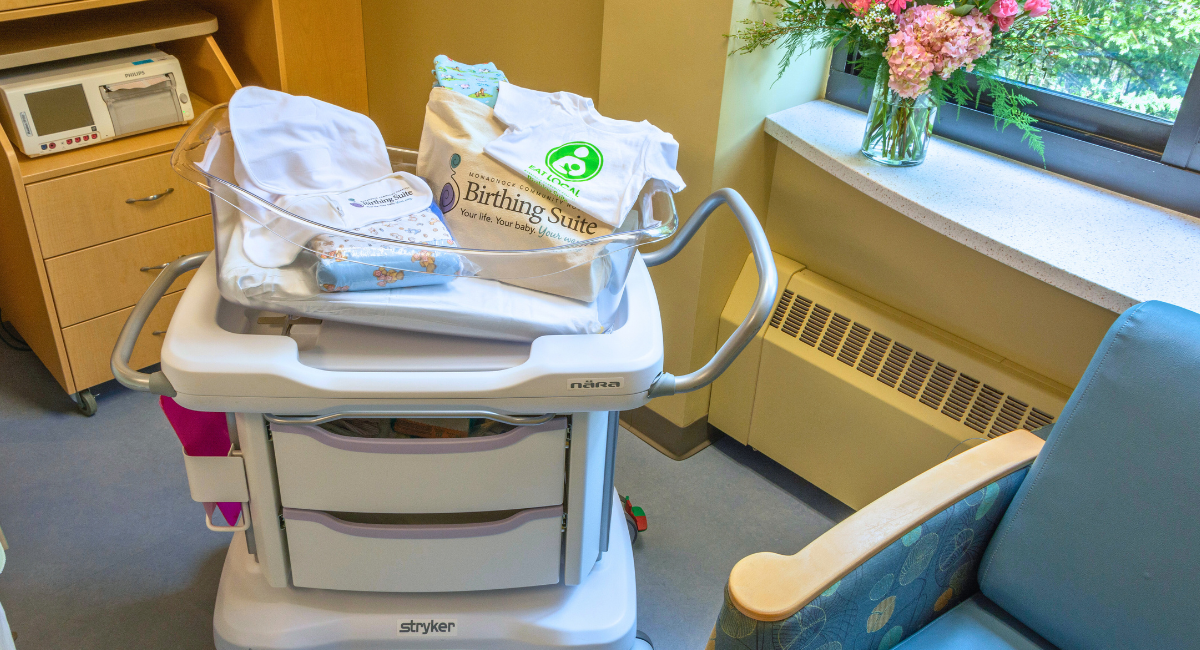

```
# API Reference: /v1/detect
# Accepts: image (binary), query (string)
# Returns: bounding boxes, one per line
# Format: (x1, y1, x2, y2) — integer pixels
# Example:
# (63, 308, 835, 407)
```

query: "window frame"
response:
(825, 45, 1200, 218)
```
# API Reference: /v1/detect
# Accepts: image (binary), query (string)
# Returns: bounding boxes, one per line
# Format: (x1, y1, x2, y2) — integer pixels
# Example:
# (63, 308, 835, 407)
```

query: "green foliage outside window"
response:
(997, 0, 1200, 121)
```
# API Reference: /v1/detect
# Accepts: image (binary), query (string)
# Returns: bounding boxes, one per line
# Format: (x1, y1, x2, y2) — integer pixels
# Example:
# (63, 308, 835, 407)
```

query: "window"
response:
(826, 2, 1200, 217)
(997, 0, 1199, 123)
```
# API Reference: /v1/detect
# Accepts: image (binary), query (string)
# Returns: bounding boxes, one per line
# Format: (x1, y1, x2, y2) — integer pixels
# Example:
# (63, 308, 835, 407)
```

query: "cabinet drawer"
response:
(283, 506, 564, 592)
(27, 151, 211, 257)
(62, 290, 182, 390)
(46, 215, 212, 326)
(271, 418, 568, 514)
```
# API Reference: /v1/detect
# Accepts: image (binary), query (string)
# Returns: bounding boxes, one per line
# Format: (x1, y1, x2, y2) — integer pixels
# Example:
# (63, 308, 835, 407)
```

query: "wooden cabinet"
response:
(0, 29, 239, 407)
(45, 216, 212, 326)
(61, 290, 184, 389)
(0, 0, 148, 19)
(26, 151, 211, 257)
(190, 0, 368, 114)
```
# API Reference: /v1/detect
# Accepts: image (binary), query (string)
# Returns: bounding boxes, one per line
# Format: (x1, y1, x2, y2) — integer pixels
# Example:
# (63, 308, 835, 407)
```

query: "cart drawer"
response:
(283, 506, 563, 592)
(271, 418, 568, 514)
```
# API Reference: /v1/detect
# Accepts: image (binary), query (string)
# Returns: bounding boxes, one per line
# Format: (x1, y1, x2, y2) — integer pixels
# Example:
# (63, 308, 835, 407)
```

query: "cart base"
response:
(213, 498, 638, 650)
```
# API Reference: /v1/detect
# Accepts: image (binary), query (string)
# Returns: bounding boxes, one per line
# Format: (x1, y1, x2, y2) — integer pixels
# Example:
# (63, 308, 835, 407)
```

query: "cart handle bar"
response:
(111, 251, 209, 396)
(642, 188, 777, 398)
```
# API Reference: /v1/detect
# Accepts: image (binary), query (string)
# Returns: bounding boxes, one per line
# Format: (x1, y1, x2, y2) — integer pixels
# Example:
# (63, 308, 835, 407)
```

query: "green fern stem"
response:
(862, 67, 937, 164)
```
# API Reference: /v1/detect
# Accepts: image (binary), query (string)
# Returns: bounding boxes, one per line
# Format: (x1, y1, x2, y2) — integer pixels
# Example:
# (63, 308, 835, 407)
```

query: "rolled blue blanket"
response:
(309, 205, 474, 292)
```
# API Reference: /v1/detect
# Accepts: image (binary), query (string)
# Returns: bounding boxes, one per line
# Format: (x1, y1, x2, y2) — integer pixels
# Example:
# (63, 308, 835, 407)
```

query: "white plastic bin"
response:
(181, 446, 250, 532)
(282, 506, 564, 592)
(271, 418, 568, 514)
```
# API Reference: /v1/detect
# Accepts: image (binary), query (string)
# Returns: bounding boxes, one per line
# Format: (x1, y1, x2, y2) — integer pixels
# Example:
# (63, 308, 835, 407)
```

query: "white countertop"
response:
(765, 100, 1200, 314)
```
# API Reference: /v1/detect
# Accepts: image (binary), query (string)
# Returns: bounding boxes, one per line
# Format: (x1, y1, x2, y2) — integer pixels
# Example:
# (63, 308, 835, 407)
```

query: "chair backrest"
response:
(978, 301, 1200, 650)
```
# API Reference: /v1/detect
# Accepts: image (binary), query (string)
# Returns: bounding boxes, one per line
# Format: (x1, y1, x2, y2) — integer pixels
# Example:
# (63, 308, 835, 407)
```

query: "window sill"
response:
(765, 100, 1200, 315)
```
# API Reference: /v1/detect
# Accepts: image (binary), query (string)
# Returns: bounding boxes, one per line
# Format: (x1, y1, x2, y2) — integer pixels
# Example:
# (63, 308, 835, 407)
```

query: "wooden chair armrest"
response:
(727, 429, 1044, 622)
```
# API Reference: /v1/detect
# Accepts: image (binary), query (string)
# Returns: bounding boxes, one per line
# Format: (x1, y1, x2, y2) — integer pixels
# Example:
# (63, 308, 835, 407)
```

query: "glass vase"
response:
(860, 66, 937, 167)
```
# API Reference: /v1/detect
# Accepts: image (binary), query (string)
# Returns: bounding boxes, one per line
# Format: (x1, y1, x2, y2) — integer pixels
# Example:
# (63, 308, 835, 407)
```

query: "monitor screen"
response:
(25, 84, 94, 136)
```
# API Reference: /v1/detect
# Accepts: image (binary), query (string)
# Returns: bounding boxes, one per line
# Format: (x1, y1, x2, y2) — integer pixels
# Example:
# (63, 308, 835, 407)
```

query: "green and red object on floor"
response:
(622, 496, 647, 532)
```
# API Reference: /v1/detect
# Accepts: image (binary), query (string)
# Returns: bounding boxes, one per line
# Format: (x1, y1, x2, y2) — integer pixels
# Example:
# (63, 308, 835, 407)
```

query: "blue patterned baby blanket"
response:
(432, 55, 507, 107)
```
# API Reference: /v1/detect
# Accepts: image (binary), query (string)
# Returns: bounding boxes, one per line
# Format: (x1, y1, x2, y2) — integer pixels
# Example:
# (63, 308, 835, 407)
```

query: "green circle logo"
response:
(546, 141, 603, 182)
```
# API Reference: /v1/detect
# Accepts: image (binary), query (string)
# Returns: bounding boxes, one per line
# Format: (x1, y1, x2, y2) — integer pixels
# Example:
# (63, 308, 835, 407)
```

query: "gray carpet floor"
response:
(0, 340, 848, 650)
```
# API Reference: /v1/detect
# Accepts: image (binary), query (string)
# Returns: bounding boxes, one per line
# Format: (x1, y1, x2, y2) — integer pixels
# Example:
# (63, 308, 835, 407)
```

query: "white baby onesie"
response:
(483, 82, 685, 228)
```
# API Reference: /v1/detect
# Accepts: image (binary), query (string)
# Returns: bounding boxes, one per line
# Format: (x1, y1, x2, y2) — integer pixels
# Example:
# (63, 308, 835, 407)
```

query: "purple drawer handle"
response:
(283, 506, 563, 539)
(271, 417, 566, 454)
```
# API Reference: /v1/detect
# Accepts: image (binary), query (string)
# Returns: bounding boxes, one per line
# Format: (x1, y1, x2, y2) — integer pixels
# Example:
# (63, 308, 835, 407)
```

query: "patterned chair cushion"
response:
(715, 467, 1028, 650)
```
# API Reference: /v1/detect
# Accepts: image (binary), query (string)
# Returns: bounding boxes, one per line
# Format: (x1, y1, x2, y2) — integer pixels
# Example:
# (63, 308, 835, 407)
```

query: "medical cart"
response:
(111, 127, 775, 650)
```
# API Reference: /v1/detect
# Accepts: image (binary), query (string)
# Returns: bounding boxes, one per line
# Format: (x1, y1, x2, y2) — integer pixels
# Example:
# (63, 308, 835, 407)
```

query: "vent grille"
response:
(878, 343, 912, 388)
(965, 385, 1003, 433)
(857, 332, 891, 376)
(769, 290, 794, 329)
(919, 362, 956, 409)
(800, 304, 830, 347)
(839, 323, 872, 367)
(899, 353, 934, 399)
(1024, 407, 1055, 431)
(782, 296, 811, 337)
(819, 314, 851, 357)
(771, 291, 1057, 439)
(942, 374, 980, 421)
(991, 396, 1029, 438)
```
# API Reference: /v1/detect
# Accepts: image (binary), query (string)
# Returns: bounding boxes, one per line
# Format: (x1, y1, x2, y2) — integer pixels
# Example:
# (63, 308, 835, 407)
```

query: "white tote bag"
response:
(416, 88, 614, 302)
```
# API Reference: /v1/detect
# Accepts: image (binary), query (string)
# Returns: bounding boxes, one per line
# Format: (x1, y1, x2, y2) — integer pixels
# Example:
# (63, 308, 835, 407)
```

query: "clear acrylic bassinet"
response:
(170, 103, 679, 338)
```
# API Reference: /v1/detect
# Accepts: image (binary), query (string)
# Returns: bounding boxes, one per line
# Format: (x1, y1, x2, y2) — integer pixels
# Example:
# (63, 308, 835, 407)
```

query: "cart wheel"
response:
(71, 388, 98, 417)
(626, 511, 638, 544)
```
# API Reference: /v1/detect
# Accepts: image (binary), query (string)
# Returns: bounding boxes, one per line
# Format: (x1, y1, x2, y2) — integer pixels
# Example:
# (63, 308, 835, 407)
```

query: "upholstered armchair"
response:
(709, 300, 1200, 650)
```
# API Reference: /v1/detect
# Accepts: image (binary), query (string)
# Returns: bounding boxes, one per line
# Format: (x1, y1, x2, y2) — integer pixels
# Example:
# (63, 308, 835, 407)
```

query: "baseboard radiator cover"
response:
(712, 258, 1068, 509)
(770, 286, 1059, 439)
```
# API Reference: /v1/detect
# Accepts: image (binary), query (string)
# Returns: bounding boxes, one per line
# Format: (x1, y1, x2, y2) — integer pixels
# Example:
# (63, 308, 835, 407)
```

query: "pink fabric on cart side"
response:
(159, 396, 243, 526)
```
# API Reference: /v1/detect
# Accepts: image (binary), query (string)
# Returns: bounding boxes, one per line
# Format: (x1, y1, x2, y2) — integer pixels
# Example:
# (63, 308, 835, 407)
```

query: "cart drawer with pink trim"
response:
(282, 506, 564, 592)
(270, 418, 568, 514)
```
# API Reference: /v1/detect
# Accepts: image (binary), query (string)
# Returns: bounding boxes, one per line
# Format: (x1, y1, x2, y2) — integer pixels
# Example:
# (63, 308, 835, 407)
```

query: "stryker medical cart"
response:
(110, 108, 776, 650)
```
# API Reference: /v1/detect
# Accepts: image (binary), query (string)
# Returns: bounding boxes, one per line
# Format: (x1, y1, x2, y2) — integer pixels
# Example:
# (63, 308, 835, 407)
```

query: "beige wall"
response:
(599, 0, 828, 427)
(691, 1, 830, 421)
(360, 0, 605, 148)
(764, 147, 1118, 388)
(598, 0, 730, 426)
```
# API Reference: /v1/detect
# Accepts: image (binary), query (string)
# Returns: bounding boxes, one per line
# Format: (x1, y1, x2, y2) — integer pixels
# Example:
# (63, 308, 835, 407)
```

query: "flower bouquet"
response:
(732, 0, 1088, 165)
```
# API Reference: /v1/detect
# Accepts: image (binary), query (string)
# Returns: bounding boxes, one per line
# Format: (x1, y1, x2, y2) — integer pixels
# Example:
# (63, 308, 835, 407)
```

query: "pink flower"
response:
(887, 0, 907, 15)
(843, 0, 874, 17)
(884, 5, 994, 97)
(990, 0, 1019, 18)
(994, 14, 1014, 30)
(1024, 0, 1050, 16)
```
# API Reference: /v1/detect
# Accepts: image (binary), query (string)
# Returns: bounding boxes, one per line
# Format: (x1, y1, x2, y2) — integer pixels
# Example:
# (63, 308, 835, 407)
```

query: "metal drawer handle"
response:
(141, 263, 169, 272)
(126, 187, 174, 204)
(152, 330, 166, 336)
